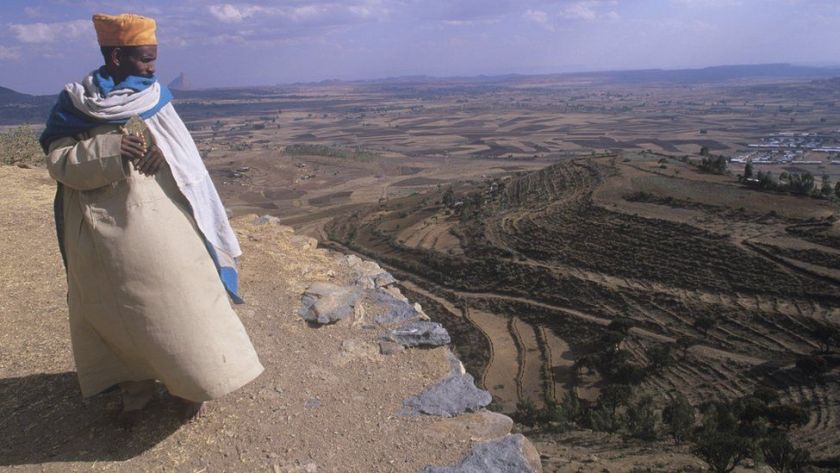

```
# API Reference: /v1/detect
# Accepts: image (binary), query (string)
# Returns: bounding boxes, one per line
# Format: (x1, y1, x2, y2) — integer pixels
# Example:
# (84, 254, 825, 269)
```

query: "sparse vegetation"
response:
(0, 126, 42, 166)
(285, 143, 377, 161)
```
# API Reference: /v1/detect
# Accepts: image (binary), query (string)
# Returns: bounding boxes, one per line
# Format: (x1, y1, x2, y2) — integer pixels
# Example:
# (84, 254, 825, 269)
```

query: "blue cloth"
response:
(39, 67, 173, 152)
(43, 67, 243, 303)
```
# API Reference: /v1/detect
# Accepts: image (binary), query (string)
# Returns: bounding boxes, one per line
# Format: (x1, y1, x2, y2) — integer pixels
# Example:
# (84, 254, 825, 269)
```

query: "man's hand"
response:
(121, 134, 145, 161)
(135, 144, 166, 176)
(121, 134, 165, 176)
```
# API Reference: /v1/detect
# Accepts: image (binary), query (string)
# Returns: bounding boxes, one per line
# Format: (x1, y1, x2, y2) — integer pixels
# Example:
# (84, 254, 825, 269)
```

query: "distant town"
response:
(731, 131, 840, 165)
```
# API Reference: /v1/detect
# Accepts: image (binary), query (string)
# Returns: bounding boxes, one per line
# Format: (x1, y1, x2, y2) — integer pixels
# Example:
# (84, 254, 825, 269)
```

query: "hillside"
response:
(0, 165, 541, 472)
(0, 86, 53, 126)
(323, 153, 840, 470)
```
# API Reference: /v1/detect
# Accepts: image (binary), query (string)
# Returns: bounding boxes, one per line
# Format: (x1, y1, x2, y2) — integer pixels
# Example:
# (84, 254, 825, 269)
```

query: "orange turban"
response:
(92, 13, 157, 47)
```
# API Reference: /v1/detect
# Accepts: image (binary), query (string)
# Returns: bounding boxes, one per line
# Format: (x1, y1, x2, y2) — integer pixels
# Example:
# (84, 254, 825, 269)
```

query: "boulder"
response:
(369, 288, 421, 325)
(345, 255, 396, 288)
(298, 282, 363, 324)
(254, 215, 282, 225)
(381, 320, 450, 347)
(426, 411, 514, 442)
(402, 371, 491, 417)
(419, 434, 542, 473)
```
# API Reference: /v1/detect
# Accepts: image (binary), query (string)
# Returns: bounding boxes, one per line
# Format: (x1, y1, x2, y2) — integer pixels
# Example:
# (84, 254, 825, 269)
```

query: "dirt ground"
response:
(0, 165, 497, 473)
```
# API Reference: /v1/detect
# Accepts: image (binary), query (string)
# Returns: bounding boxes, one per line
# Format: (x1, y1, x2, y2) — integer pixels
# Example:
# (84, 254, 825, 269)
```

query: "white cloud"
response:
(560, 2, 598, 21)
(23, 7, 42, 18)
(523, 9, 555, 31)
(209, 4, 263, 23)
(671, 0, 743, 6)
(0, 46, 20, 60)
(8, 20, 91, 44)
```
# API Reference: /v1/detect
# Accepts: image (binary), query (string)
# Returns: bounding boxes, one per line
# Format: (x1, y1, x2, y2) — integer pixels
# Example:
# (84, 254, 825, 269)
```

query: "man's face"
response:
(118, 45, 157, 78)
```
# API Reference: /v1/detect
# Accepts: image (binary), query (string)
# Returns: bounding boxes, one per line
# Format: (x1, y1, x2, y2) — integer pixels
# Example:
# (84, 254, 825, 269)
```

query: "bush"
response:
(627, 395, 659, 440)
(699, 155, 727, 174)
(0, 126, 42, 166)
(662, 393, 695, 443)
(765, 404, 809, 431)
(692, 432, 752, 473)
(645, 343, 675, 374)
(760, 433, 810, 473)
(514, 398, 539, 427)
(588, 404, 625, 433)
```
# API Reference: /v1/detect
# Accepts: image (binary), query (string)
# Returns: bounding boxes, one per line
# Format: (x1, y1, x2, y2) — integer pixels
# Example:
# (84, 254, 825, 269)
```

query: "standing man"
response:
(40, 13, 264, 420)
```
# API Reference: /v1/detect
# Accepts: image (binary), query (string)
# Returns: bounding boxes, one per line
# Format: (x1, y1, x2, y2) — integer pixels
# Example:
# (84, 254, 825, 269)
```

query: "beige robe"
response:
(46, 124, 264, 402)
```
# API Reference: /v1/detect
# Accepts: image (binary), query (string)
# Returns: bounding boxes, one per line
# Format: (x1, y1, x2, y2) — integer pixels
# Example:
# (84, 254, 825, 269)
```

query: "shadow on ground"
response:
(0, 372, 182, 466)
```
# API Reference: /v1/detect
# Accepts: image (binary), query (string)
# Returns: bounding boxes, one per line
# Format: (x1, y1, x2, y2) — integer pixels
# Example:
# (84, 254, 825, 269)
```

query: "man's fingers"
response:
(138, 154, 153, 174)
(139, 151, 162, 175)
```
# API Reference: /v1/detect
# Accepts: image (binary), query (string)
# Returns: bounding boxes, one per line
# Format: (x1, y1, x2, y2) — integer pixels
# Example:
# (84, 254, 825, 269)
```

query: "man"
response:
(40, 13, 264, 421)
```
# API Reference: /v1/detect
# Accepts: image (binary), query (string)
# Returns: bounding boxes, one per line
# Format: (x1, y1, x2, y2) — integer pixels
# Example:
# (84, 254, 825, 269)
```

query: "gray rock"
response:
(345, 255, 397, 288)
(254, 215, 282, 225)
(370, 288, 420, 325)
(419, 434, 542, 473)
(382, 320, 450, 347)
(402, 371, 491, 417)
(373, 271, 397, 287)
(298, 282, 363, 324)
(446, 349, 465, 376)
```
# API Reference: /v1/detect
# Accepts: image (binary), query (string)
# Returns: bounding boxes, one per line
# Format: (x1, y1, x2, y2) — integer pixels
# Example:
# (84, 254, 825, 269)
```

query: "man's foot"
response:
(117, 380, 157, 429)
(182, 400, 207, 422)
(171, 395, 207, 422)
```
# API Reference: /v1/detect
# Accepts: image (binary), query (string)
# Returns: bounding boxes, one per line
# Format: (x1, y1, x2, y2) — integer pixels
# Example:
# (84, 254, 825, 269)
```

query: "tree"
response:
(744, 161, 754, 179)
(442, 187, 456, 208)
(514, 398, 538, 427)
(787, 172, 815, 195)
(811, 323, 840, 353)
(662, 393, 695, 443)
(765, 404, 809, 431)
(694, 316, 718, 336)
(646, 343, 675, 374)
(796, 355, 829, 379)
(675, 336, 696, 360)
(760, 433, 810, 473)
(628, 395, 659, 440)
(752, 385, 780, 405)
(600, 384, 633, 410)
(692, 433, 752, 473)
(822, 174, 833, 197)
(700, 146, 710, 156)
(561, 388, 585, 424)
(834, 181, 840, 199)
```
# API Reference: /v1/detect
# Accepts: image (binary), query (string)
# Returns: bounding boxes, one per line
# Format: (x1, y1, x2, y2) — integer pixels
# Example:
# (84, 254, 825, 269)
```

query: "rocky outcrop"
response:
(285, 222, 541, 472)
(420, 434, 542, 473)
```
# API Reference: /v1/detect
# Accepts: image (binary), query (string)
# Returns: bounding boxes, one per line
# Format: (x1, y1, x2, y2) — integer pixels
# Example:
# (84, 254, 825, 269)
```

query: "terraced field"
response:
(323, 154, 840, 463)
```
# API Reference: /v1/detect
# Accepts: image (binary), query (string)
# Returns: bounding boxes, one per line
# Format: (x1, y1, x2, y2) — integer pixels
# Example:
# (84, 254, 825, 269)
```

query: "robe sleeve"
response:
(45, 133, 129, 191)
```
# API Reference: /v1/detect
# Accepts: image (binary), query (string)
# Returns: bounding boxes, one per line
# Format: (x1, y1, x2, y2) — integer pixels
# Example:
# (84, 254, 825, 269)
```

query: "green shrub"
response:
(662, 393, 694, 443)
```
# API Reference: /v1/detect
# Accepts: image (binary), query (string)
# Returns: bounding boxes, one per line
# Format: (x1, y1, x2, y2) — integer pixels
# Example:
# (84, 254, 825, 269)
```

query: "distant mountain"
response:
(0, 86, 54, 126)
(168, 72, 190, 91)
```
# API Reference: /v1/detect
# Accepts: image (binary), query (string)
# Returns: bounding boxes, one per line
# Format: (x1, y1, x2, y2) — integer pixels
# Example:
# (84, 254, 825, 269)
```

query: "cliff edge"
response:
(0, 165, 541, 473)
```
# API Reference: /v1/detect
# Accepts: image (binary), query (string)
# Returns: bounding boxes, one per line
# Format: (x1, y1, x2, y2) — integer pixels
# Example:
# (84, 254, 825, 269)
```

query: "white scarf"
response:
(64, 73, 242, 265)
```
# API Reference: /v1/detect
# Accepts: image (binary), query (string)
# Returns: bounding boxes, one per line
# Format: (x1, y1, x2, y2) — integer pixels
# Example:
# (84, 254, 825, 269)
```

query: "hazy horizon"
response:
(2, 0, 840, 95)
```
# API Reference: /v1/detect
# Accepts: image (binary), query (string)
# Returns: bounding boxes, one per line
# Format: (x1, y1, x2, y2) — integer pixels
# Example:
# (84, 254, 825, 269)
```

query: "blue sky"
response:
(2, 0, 840, 94)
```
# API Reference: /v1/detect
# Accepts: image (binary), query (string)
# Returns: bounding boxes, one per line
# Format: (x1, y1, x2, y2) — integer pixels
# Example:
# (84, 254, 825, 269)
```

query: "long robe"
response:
(46, 123, 264, 401)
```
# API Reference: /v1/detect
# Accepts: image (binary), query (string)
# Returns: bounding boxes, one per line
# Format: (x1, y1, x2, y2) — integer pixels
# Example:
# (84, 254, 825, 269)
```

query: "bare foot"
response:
(182, 401, 207, 422)
(171, 395, 207, 422)
(117, 380, 157, 429)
